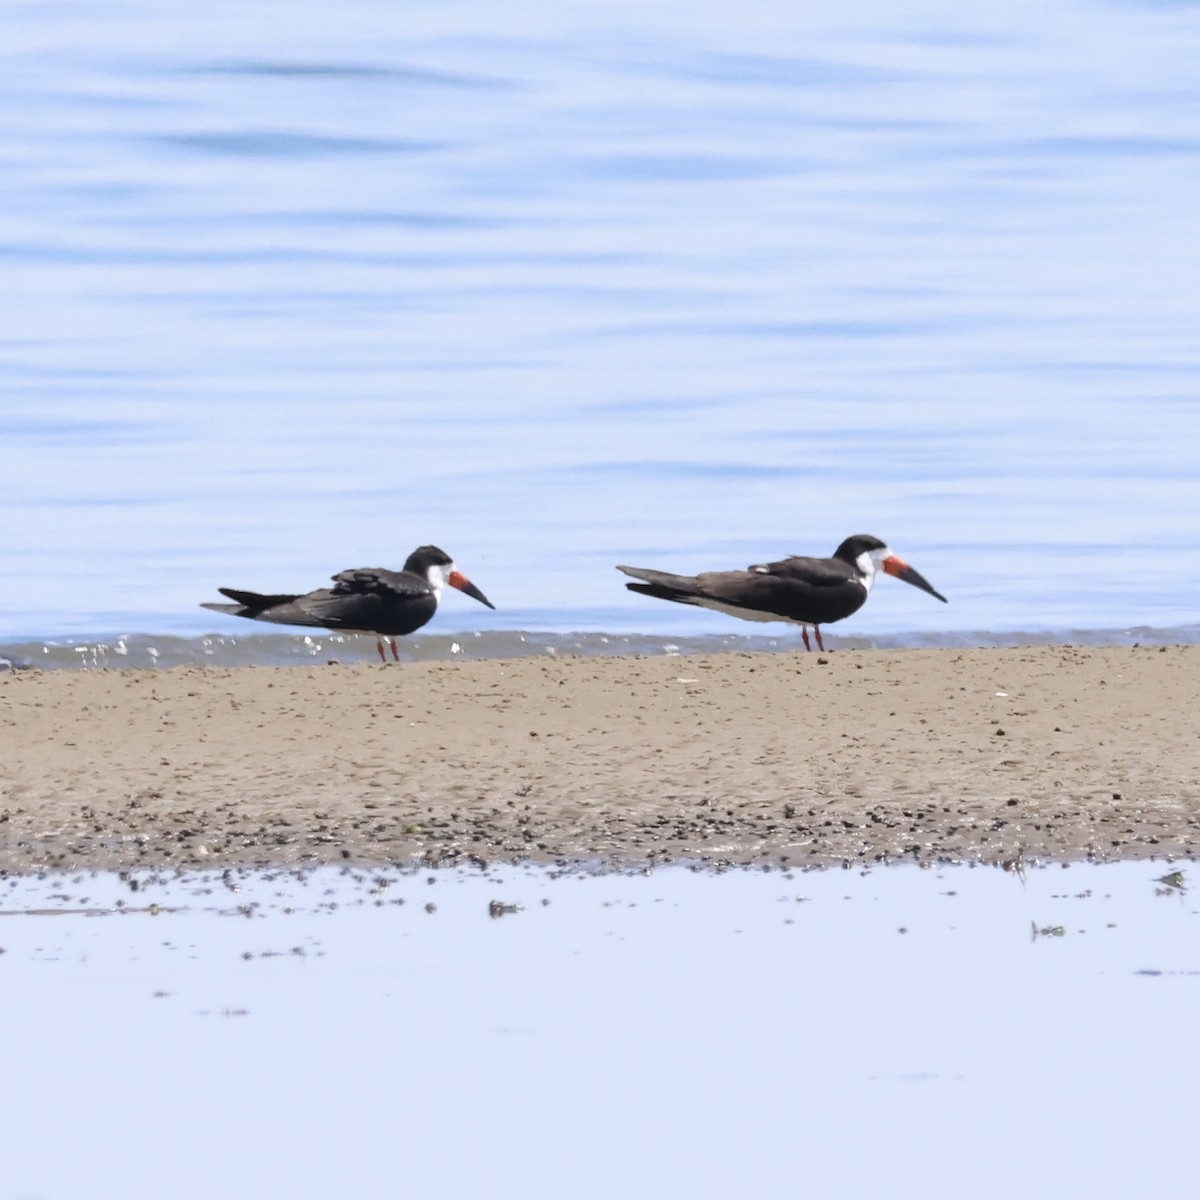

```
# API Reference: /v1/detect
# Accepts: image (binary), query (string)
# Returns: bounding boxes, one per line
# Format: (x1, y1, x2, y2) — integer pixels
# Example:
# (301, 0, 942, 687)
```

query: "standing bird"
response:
(617, 533, 946, 651)
(201, 545, 495, 662)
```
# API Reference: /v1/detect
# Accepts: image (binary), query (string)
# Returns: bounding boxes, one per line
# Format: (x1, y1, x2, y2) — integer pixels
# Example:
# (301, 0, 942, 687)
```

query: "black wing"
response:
(329, 567, 433, 599)
(748, 555, 856, 588)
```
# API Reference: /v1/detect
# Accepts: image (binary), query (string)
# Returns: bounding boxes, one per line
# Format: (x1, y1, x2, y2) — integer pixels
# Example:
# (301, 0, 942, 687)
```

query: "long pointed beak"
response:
(448, 570, 495, 610)
(882, 555, 947, 603)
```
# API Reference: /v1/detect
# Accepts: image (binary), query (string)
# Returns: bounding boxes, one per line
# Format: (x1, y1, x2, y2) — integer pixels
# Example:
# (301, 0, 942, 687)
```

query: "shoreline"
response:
(4, 621, 1200, 673)
(2, 644, 1198, 874)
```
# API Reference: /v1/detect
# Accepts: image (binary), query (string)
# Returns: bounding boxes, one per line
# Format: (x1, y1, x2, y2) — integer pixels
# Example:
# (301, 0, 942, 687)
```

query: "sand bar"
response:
(1, 645, 1198, 873)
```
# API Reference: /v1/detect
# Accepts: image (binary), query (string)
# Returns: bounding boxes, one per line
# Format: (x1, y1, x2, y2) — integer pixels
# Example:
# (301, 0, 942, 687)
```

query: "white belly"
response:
(689, 596, 810, 627)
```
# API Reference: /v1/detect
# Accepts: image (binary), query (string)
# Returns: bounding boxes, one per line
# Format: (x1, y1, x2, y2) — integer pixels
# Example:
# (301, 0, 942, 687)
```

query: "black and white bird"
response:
(202, 544, 495, 662)
(617, 533, 946, 651)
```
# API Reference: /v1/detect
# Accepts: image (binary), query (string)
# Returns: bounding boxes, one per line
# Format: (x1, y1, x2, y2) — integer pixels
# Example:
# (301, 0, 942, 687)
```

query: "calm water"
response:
(1, 860, 1197, 1199)
(3, 0, 1200, 654)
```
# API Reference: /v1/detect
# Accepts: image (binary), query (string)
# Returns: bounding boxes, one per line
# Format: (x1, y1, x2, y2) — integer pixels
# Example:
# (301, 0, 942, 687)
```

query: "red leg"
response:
(801, 627, 812, 652)
(376, 639, 388, 663)
(814, 626, 826, 652)
(390, 638, 399, 661)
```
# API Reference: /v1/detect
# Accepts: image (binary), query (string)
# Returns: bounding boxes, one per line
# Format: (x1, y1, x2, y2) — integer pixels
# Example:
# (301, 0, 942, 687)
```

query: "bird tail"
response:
(616, 566, 703, 606)
(200, 587, 299, 619)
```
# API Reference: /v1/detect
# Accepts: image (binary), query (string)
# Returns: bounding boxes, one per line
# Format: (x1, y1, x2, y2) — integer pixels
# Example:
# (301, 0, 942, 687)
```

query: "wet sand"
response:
(1, 645, 1198, 872)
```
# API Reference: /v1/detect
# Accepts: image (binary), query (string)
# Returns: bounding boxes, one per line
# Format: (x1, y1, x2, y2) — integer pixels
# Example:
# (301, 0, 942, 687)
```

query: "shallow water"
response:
(4, 620, 1200, 672)
(3, 0, 1200, 646)
(1, 859, 1197, 1198)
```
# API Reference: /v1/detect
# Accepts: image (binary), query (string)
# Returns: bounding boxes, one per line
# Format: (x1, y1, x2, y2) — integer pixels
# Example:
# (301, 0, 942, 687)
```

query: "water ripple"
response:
(154, 131, 446, 157)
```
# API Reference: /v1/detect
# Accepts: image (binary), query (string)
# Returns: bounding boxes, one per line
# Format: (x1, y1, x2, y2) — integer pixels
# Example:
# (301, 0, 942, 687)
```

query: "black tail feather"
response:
(216, 587, 299, 616)
(624, 581, 699, 605)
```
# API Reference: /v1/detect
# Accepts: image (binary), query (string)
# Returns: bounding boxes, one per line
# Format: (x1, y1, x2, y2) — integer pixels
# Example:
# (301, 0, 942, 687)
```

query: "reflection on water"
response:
(0, 860, 1197, 1198)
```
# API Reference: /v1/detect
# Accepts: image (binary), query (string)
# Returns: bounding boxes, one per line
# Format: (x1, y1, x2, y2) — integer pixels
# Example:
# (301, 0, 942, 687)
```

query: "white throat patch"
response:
(426, 561, 455, 600)
(856, 546, 893, 595)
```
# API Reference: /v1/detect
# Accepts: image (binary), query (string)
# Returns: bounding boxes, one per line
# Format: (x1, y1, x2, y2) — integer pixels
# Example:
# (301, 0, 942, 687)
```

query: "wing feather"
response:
(330, 567, 432, 599)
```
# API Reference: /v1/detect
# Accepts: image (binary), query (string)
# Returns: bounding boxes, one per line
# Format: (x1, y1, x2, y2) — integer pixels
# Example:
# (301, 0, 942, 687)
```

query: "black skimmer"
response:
(201, 545, 495, 662)
(617, 533, 946, 651)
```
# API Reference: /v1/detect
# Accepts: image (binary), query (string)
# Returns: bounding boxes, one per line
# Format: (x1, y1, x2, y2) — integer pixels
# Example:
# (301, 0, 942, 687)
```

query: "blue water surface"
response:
(2, 0, 1199, 645)
(1, 859, 1197, 1200)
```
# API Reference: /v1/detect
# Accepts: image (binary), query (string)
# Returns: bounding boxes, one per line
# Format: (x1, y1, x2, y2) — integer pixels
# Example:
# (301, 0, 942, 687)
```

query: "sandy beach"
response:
(1, 644, 1198, 873)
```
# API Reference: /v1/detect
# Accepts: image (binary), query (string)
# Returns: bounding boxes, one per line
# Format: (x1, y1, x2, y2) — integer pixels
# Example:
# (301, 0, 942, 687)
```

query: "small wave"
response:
(3, 624, 1199, 672)
(156, 132, 442, 158)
